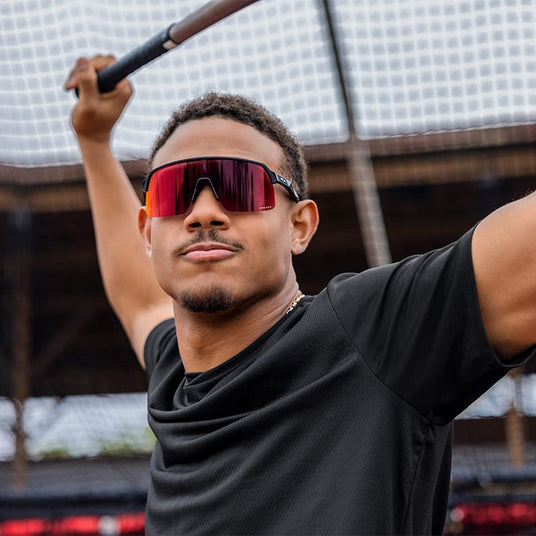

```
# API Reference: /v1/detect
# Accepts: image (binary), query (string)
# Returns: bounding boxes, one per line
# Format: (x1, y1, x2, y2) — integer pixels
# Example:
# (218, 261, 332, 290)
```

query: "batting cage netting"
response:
(1, 1, 535, 534)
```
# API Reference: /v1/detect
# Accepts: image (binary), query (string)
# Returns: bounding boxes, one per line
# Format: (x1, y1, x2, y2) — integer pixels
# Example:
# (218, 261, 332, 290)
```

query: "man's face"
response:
(142, 117, 299, 314)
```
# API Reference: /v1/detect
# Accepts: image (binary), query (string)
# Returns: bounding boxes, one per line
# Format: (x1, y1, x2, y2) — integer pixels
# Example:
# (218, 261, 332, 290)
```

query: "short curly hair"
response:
(148, 92, 309, 199)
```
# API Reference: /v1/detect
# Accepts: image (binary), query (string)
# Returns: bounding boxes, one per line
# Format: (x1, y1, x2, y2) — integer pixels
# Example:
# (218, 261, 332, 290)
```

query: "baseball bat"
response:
(76, 0, 261, 96)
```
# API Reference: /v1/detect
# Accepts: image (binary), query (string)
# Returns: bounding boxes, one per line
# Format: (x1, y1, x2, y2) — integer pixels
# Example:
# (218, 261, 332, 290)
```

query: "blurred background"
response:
(1, 0, 535, 534)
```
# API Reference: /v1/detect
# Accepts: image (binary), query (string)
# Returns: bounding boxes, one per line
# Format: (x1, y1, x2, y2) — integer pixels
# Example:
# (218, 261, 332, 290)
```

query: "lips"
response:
(180, 243, 238, 262)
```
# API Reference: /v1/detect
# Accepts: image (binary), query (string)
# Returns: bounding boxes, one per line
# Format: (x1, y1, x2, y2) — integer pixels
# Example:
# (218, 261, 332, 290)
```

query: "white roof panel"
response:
(0, 0, 535, 167)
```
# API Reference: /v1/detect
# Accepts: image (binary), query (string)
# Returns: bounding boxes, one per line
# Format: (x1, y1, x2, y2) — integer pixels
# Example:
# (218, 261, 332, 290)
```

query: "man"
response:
(65, 56, 535, 535)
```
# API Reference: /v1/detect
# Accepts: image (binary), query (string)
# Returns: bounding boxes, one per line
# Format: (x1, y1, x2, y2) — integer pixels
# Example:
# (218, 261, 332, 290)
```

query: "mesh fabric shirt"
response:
(144, 228, 534, 535)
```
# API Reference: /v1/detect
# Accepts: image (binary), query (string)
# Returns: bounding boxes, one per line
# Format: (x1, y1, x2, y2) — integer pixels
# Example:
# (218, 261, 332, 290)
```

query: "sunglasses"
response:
(142, 157, 301, 217)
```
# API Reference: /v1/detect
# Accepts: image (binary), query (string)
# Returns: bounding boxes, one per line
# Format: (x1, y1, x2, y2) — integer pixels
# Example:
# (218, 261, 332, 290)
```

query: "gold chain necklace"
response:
(286, 291, 305, 315)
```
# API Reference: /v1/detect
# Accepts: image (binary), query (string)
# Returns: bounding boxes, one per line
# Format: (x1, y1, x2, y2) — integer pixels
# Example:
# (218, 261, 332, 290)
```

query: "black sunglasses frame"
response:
(142, 156, 301, 208)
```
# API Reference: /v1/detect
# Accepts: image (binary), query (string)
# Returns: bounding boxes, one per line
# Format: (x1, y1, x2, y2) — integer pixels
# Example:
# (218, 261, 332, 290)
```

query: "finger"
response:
(64, 55, 116, 90)
(111, 78, 134, 101)
(74, 60, 100, 102)
(89, 54, 116, 71)
(64, 57, 91, 90)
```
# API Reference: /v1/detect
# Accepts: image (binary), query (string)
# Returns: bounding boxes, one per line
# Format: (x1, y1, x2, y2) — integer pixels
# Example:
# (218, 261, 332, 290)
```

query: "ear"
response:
(138, 207, 153, 258)
(290, 199, 319, 255)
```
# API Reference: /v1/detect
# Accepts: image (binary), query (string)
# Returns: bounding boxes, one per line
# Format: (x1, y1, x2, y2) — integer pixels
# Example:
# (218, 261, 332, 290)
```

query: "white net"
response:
(1, 0, 535, 168)
(334, 0, 536, 135)
(0, 394, 153, 461)
(0, 0, 345, 167)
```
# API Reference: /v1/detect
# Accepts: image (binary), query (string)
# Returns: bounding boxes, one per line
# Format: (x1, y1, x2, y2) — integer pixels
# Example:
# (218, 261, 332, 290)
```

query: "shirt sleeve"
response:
(144, 318, 177, 378)
(327, 227, 535, 425)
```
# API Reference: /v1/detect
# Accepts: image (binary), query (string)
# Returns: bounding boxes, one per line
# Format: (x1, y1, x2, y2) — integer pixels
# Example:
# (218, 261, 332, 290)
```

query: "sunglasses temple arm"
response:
(275, 174, 300, 202)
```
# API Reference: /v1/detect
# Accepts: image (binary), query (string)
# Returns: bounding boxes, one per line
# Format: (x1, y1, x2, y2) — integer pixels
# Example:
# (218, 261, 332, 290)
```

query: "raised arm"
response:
(472, 191, 536, 361)
(65, 56, 173, 367)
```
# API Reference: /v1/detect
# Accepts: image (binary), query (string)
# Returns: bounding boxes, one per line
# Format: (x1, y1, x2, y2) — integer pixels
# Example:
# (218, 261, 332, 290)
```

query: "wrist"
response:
(77, 136, 116, 165)
(77, 135, 112, 152)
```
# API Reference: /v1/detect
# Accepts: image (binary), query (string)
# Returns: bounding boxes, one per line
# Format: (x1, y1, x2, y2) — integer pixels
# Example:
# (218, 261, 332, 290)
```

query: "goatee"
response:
(179, 287, 234, 314)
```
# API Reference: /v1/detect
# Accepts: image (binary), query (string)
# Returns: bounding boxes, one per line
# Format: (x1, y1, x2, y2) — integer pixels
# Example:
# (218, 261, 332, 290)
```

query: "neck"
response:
(173, 284, 302, 373)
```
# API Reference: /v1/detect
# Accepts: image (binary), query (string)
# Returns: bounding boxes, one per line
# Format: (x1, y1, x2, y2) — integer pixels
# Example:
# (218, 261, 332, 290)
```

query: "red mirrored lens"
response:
(145, 159, 276, 217)
(208, 159, 275, 212)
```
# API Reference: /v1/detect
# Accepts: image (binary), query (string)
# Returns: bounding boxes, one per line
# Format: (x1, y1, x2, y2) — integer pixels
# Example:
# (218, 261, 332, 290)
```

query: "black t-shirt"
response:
(144, 228, 534, 535)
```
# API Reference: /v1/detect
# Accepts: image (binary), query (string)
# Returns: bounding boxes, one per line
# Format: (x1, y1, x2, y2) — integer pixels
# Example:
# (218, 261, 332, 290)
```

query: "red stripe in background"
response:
(0, 512, 145, 536)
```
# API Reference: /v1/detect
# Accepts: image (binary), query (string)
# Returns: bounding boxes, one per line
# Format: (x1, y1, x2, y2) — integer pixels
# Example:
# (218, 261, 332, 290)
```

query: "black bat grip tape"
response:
(75, 25, 176, 97)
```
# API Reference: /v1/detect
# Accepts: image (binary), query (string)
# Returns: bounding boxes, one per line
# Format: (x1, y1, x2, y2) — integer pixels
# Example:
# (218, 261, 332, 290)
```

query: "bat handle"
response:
(75, 24, 178, 97)
(98, 24, 179, 92)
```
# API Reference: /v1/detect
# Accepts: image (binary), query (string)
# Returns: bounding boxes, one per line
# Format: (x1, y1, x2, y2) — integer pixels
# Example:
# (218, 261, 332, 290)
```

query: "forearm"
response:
(79, 138, 168, 324)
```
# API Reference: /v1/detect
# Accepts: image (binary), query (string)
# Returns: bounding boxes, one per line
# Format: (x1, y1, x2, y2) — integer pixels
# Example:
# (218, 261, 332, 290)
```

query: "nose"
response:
(183, 182, 231, 230)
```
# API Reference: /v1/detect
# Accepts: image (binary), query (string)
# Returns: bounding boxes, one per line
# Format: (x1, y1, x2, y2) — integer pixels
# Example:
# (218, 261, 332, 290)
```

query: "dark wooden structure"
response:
(1, 124, 535, 399)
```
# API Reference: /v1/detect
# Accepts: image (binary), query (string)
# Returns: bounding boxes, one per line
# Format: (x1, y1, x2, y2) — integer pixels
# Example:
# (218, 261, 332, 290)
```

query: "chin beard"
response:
(179, 287, 235, 314)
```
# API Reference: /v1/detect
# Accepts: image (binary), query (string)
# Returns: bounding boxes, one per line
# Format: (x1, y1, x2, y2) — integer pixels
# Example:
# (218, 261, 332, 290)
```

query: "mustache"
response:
(174, 228, 244, 256)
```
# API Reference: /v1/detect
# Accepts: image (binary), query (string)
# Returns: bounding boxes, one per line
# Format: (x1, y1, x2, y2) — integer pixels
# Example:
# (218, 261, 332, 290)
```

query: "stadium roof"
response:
(1, 0, 535, 168)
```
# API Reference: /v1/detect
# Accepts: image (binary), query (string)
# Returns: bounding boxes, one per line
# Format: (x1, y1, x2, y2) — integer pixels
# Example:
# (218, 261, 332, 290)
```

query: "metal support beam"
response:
(8, 202, 32, 489)
(321, 0, 391, 267)
(505, 368, 526, 467)
(346, 136, 392, 266)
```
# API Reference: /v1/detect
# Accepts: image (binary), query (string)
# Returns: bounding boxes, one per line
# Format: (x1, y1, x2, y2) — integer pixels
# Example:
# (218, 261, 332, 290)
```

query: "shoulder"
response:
(327, 227, 475, 314)
(144, 317, 177, 375)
